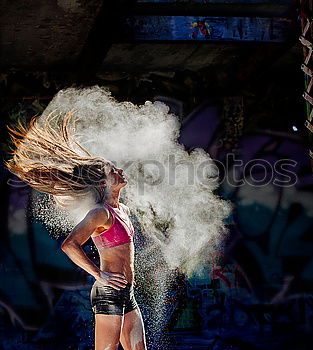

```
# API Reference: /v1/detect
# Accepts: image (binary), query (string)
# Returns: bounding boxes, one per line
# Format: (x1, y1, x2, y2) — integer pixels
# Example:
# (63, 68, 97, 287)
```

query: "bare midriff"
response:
(96, 241, 135, 284)
(91, 204, 135, 284)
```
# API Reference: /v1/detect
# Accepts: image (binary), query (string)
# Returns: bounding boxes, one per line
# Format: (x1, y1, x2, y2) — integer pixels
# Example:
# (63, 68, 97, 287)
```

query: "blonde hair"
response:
(5, 111, 112, 206)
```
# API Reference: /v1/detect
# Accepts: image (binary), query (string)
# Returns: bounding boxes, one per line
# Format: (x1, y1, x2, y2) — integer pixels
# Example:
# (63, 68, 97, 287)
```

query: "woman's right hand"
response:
(96, 271, 128, 290)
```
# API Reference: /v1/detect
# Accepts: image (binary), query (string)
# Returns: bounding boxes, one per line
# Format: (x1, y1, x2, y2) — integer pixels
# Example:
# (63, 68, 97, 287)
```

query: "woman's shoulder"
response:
(87, 205, 111, 222)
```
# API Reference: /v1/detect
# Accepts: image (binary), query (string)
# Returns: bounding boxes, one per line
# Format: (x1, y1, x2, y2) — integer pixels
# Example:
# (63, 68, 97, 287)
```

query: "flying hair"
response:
(5, 110, 112, 208)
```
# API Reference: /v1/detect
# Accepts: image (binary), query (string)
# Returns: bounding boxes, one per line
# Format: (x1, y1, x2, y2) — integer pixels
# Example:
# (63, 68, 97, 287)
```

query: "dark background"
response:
(1, 1, 313, 349)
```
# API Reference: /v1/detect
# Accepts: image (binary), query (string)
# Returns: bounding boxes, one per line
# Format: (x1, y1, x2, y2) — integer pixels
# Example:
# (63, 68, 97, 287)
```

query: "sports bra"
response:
(91, 203, 134, 250)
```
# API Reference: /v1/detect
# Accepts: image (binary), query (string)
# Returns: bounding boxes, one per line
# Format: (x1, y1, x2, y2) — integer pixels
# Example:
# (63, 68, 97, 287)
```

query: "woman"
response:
(5, 111, 147, 350)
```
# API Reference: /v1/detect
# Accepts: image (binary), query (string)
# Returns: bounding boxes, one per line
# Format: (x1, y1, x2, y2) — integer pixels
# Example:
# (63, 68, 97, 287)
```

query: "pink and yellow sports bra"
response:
(91, 203, 134, 250)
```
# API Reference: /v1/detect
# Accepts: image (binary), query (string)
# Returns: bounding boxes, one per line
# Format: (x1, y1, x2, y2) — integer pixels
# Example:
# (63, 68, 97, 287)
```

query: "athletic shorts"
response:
(90, 280, 138, 315)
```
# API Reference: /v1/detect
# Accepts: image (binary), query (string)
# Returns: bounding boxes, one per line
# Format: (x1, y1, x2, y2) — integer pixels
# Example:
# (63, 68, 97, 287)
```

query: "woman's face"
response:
(106, 163, 127, 190)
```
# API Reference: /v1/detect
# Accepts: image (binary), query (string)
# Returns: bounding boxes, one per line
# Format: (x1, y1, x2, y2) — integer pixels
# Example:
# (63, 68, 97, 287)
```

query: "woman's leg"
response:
(120, 308, 147, 350)
(95, 314, 123, 350)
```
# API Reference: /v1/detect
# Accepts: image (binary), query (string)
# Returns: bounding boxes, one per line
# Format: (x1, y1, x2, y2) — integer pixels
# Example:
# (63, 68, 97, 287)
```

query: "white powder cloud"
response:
(32, 86, 232, 276)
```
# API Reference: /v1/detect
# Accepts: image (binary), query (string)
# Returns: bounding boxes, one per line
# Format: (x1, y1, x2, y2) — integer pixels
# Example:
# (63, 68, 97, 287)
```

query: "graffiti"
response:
(190, 19, 212, 40)
(165, 99, 313, 348)
(1, 95, 313, 349)
(120, 16, 293, 42)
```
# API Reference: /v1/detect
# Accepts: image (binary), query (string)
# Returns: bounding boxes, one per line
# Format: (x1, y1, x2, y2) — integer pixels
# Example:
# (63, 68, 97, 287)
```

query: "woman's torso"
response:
(91, 203, 135, 283)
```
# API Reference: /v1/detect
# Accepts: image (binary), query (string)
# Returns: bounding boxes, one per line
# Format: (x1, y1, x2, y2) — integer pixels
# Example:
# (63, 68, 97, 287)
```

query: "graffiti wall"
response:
(0, 93, 312, 349)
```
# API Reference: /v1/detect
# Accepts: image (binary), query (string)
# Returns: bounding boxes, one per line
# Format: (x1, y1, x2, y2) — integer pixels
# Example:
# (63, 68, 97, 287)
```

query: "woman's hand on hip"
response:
(96, 271, 128, 290)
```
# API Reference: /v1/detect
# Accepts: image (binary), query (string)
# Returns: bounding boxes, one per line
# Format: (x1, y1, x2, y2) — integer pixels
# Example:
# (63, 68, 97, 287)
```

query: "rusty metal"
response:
(300, 0, 313, 166)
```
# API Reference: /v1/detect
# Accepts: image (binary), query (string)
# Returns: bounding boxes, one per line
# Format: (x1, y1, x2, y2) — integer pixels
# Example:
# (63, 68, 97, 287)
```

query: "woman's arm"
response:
(61, 207, 127, 290)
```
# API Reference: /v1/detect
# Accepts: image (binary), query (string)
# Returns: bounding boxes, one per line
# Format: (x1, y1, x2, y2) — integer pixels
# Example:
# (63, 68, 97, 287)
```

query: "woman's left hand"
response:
(96, 270, 128, 290)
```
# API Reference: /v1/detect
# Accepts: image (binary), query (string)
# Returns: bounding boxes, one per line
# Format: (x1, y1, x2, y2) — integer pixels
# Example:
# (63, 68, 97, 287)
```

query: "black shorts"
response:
(90, 280, 138, 315)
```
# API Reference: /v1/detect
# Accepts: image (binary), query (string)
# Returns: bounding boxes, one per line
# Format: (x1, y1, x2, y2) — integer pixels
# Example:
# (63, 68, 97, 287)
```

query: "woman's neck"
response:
(105, 190, 120, 208)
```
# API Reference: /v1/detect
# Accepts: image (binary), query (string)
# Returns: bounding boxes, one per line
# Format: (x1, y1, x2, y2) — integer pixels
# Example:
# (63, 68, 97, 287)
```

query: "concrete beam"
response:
(128, 2, 297, 18)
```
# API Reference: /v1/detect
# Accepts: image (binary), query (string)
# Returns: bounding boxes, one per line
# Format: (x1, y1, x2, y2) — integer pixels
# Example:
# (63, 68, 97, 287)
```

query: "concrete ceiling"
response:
(0, 0, 103, 69)
(0, 0, 303, 124)
(0, 1, 299, 74)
